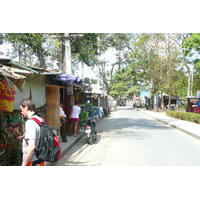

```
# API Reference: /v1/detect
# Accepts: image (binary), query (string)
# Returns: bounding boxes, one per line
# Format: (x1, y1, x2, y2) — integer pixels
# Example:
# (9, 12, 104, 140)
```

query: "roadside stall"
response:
(54, 74, 87, 133)
(0, 58, 61, 165)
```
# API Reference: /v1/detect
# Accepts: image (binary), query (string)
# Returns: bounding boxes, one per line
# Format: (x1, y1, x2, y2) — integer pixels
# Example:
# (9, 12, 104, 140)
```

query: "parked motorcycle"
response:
(103, 107, 110, 117)
(84, 117, 97, 145)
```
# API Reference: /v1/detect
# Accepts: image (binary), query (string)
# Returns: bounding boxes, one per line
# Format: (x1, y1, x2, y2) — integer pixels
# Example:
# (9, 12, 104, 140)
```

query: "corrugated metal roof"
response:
(0, 58, 61, 75)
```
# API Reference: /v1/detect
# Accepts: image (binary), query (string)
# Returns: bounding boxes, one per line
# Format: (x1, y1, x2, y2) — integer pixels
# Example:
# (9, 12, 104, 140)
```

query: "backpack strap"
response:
(24, 117, 45, 146)
(30, 117, 45, 126)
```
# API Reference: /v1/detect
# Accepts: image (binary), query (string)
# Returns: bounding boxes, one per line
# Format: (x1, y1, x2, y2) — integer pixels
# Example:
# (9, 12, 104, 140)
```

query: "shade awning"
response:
(55, 74, 83, 85)
(73, 83, 92, 92)
(0, 67, 26, 90)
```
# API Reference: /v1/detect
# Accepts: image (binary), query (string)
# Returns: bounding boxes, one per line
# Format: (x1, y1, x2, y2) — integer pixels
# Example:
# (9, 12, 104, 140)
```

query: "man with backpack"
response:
(20, 98, 45, 166)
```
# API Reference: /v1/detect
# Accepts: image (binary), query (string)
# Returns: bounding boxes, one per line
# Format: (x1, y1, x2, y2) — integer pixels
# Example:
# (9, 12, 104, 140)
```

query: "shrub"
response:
(79, 111, 89, 127)
(166, 110, 200, 124)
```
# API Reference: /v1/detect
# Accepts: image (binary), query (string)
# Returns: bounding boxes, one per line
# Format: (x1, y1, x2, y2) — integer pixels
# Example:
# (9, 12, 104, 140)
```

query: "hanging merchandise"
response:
(0, 80, 16, 112)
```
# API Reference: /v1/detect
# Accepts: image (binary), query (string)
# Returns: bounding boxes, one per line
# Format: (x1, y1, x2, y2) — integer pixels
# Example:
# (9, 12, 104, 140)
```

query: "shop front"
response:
(0, 58, 61, 165)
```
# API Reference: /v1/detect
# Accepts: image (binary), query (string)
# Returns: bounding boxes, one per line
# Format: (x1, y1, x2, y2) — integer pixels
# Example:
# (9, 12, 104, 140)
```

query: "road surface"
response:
(56, 107, 200, 166)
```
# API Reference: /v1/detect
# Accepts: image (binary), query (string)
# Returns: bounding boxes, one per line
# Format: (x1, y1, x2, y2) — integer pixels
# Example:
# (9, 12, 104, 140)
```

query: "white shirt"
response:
(70, 105, 81, 118)
(60, 107, 66, 117)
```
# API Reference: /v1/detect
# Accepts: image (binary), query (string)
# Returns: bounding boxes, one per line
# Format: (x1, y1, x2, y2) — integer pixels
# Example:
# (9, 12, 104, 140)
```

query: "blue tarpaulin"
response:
(56, 74, 83, 85)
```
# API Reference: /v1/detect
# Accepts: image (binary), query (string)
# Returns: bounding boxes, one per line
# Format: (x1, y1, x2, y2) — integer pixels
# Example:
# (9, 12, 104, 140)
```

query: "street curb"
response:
(61, 134, 85, 156)
(139, 109, 200, 141)
(157, 118, 200, 140)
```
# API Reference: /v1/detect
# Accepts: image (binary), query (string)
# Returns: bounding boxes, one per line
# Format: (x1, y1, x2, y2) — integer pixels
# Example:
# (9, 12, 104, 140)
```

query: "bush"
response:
(79, 111, 89, 127)
(166, 110, 200, 124)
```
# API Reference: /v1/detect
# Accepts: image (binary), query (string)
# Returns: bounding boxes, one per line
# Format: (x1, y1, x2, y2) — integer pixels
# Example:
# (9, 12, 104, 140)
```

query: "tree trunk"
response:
(182, 56, 191, 96)
(18, 45, 22, 63)
(160, 91, 164, 109)
(36, 44, 46, 68)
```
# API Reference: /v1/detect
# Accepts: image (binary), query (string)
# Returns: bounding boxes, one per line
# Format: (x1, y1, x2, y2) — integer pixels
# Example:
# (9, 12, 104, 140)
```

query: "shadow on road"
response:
(95, 107, 173, 141)
(97, 116, 170, 133)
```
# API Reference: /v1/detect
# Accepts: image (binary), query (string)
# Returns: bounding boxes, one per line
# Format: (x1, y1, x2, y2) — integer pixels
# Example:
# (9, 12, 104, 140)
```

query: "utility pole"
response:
(61, 33, 72, 75)
(53, 33, 83, 74)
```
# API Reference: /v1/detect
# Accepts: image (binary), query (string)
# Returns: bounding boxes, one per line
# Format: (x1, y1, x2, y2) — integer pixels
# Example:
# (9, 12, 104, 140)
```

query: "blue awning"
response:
(55, 74, 83, 85)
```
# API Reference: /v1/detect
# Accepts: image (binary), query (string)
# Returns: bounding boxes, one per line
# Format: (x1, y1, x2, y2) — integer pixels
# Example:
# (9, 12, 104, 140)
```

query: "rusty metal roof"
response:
(0, 58, 61, 75)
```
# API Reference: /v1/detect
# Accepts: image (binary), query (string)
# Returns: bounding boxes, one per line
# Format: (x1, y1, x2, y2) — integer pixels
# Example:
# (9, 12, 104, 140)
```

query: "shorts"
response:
(26, 160, 45, 166)
(60, 117, 66, 124)
(70, 118, 79, 122)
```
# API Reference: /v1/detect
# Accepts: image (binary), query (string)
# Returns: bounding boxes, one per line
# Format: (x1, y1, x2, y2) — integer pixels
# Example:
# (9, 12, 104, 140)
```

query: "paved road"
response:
(56, 107, 200, 166)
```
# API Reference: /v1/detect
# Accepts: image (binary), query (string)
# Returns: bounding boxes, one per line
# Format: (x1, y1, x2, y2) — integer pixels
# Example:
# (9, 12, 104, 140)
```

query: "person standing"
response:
(60, 104, 67, 142)
(69, 101, 81, 137)
(20, 98, 45, 166)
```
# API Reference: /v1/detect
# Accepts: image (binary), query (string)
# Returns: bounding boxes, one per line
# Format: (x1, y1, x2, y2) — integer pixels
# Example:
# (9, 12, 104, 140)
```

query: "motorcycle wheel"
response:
(86, 138, 89, 144)
(92, 134, 96, 142)
(94, 132, 97, 140)
(88, 136, 93, 145)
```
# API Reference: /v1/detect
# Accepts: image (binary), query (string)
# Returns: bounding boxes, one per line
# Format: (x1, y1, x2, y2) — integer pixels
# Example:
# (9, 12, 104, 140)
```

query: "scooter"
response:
(84, 117, 97, 145)
(103, 107, 109, 117)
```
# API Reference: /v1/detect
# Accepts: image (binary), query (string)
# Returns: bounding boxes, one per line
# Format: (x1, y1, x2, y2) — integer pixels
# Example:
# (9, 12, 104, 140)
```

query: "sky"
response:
(0, 42, 119, 83)
(0, 43, 13, 58)
(77, 48, 118, 79)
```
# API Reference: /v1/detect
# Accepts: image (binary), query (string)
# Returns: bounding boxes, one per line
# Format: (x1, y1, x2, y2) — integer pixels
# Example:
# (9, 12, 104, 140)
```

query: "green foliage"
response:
(91, 79, 97, 84)
(110, 70, 127, 97)
(183, 33, 200, 56)
(183, 33, 200, 71)
(119, 33, 187, 101)
(172, 69, 187, 97)
(4, 33, 49, 67)
(79, 110, 89, 127)
(84, 77, 90, 84)
(1, 33, 198, 100)
(79, 110, 89, 120)
(0, 33, 4, 45)
(83, 77, 97, 85)
(166, 110, 200, 124)
(5, 33, 47, 53)
(71, 33, 99, 66)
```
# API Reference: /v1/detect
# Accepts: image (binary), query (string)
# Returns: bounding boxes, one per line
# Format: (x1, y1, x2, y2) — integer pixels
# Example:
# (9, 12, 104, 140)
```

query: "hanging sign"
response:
(0, 80, 16, 112)
(67, 86, 73, 95)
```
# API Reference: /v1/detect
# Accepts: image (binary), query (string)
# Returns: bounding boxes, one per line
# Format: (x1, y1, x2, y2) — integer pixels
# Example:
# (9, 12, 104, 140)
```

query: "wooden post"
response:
(46, 85, 60, 136)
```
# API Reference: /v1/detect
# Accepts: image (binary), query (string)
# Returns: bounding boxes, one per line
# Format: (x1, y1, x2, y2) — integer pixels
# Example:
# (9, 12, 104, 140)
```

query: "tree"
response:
(4, 33, 49, 68)
(70, 33, 100, 66)
(87, 33, 133, 95)
(169, 33, 192, 96)
(183, 33, 200, 95)
(0, 33, 3, 45)
(164, 33, 180, 108)
(84, 77, 90, 84)
(91, 79, 97, 84)
(118, 33, 185, 109)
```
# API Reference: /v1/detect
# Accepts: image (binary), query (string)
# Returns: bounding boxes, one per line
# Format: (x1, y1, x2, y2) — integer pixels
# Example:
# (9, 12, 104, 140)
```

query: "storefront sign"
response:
(67, 86, 73, 95)
(0, 80, 16, 112)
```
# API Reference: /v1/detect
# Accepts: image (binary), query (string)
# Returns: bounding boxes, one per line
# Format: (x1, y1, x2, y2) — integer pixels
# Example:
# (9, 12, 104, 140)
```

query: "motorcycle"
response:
(84, 117, 97, 145)
(103, 107, 110, 117)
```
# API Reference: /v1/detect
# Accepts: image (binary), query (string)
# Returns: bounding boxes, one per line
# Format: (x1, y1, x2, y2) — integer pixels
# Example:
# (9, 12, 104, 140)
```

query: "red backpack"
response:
(30, 117, 61, 163)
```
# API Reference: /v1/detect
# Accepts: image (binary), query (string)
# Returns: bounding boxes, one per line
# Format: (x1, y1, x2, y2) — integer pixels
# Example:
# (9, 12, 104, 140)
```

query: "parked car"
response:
(120, 101, 125, 106)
